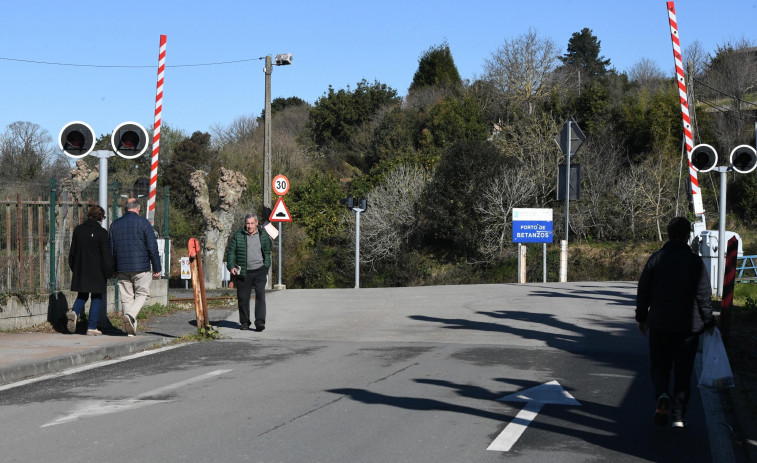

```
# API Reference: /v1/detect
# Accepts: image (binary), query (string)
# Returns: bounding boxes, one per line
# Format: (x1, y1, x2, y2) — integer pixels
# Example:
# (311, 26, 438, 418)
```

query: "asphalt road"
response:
(0, 282, 734, 462)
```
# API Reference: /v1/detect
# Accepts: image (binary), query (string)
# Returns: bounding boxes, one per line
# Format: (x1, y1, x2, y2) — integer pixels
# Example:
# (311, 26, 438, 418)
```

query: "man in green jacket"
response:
(226, 213, 272, 331)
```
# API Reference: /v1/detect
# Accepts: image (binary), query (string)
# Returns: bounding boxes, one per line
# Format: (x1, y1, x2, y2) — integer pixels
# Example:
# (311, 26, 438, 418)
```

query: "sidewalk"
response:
(0, 307, 234, 386)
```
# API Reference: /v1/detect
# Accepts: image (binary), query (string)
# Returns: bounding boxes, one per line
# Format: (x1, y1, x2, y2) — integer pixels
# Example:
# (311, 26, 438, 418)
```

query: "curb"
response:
(0, 334, 171, 386)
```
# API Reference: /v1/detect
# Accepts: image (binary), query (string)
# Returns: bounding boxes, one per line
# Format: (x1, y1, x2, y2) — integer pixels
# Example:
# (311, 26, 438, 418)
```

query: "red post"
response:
(188, 238, 209, 330)
(720, 236, 738, 344)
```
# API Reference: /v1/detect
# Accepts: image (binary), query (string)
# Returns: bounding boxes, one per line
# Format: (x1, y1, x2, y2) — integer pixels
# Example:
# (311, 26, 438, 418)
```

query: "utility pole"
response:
(263, 55, 273, 214)
(262, 53, 292, 289)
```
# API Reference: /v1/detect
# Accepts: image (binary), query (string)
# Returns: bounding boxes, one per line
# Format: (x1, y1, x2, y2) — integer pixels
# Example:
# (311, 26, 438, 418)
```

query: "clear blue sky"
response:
(2, 0, 755, 143)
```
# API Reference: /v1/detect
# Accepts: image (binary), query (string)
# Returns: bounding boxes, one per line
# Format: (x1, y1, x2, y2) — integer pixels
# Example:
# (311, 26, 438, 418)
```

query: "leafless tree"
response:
(0, 121, 67, 182)
(352, 164, 428, 266)
(628, 57, 666, 90)
(569, 134, 625, 241)
(631, 152, 679, 241)
(705, 38, 756, 109)
(271, 106, 311, 177)
(698, 38, 757, 150)
(683, 39, 708, 81)
(212, 115, 258, 148)
(190, 167, 249, 288)
(483, 29, 562, 115)
(490, 113, 562, 204)
(475, 166, 538, 260)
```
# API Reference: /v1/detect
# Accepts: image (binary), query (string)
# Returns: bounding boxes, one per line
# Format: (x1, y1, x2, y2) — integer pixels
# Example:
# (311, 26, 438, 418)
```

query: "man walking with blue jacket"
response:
(110, 199, 162, 336)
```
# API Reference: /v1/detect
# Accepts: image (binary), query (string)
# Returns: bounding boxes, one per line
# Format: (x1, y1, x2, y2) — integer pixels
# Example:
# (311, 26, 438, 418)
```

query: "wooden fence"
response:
(1, 181, 172, 295)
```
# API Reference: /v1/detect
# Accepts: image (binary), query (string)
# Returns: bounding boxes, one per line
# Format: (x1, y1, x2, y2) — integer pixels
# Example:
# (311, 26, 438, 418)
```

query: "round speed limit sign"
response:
(272, 174, 290, 196)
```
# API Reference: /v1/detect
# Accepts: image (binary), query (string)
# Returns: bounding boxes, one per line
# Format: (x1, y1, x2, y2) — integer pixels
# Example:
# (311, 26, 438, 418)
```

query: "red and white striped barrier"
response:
(666, 2, 704, 217)
(148, 34, 166, 225)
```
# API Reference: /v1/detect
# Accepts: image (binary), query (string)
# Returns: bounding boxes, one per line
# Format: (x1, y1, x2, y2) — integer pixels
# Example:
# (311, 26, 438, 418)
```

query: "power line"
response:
(696, 96, 757, 121)
(0, 56, 265, 68)
(693, 78, 757, 109)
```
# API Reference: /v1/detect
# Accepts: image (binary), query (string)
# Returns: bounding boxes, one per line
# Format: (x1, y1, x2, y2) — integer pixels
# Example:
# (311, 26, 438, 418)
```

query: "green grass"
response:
(137, 302, 177, 319)
(734, 283, 757, 309)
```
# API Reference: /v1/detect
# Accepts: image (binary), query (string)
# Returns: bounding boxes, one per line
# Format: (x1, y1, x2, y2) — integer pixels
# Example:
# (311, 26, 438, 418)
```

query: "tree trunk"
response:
(190, 168, 248, 289)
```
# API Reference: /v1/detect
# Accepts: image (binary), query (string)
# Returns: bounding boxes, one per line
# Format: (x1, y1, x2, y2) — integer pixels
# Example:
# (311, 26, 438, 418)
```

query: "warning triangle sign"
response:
(269, 197, 292, 222)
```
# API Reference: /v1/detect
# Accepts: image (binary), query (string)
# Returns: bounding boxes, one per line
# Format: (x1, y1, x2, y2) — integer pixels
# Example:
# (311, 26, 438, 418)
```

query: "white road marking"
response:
(41, 369, 232, 427)
(41, 399, 170, 427)
(0, 344, 185, 393)
(488, 380, 581, 452)
(589, 373, 634, 379)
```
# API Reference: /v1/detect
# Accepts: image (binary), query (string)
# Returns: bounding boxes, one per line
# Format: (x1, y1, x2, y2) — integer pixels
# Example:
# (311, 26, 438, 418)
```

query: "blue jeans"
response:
(72, 292, 102, 330)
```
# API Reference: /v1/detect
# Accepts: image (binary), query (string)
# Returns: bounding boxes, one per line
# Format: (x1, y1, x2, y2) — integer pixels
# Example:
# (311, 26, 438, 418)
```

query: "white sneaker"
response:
(672, 420, 684, 428)
(86, 329, 102, 336)
(66, 310, 77, 334)
(123, 314, 137, 336)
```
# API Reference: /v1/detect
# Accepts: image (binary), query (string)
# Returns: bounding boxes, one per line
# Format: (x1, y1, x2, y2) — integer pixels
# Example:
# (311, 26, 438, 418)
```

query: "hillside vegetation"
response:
(2, 32, 756, 290)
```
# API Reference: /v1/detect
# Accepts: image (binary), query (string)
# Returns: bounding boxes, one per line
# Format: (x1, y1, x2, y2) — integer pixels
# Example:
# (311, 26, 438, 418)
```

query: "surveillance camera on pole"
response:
(729, 145, 757, 174)
(59, 121, 95, 158)
(111, 121, 149, 159)
(689, 144, 718, 172)
(274, 53, 293, 66)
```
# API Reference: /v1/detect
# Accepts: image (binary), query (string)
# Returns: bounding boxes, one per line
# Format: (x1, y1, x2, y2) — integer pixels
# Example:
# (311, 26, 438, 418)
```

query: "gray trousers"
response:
(117, 271, 152, 320)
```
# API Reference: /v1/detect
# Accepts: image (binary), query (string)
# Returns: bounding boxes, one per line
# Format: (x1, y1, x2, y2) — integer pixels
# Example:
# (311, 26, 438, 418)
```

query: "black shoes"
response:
(239, 323, 264, 332)
(654, 394, 670, 426)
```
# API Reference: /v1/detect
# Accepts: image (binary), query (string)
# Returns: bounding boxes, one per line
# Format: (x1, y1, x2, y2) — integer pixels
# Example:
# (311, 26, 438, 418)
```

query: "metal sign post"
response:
(269, 175, 291, 290)
(353, 206, 364, 288)
(340, 195, 368, 289)
(554, 117, 585, 282)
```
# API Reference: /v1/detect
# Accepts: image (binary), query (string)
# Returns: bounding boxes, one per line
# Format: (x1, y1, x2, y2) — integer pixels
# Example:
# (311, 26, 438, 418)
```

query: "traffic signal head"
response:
(689, 144, 718, 172)
(340, 196, 354, 210)
(59, 121, 95, 158)
(729, 145, 757, 174)
(111, 122, 149, 159)
(358, 196, 367, 211)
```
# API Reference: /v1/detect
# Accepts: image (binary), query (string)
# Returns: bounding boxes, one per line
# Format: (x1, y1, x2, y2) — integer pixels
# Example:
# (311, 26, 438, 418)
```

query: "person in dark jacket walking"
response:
(636, 216, 715, 429)
(226, 213, 272, 331)
(109, 199, 161, 336)
(67, 205, 114, 335)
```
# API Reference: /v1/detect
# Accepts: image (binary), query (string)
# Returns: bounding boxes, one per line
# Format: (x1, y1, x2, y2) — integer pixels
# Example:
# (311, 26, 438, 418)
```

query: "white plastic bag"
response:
(698, 327, 734, 388)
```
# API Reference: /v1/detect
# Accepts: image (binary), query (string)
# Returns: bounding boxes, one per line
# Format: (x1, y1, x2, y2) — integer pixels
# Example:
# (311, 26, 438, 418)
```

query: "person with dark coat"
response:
(67, 205, 114, 335)
(109, 198, 161, 336)
(226, 213, 272, 331)
(636, 216, 716, 429)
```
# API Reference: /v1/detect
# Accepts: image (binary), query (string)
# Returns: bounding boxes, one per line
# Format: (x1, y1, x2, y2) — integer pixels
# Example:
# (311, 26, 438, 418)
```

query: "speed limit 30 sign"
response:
(272, 174, 290, 196)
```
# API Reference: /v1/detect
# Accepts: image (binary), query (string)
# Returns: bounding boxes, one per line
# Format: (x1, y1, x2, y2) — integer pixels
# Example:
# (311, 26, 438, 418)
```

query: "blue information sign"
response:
(512, 208, 553, 243)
